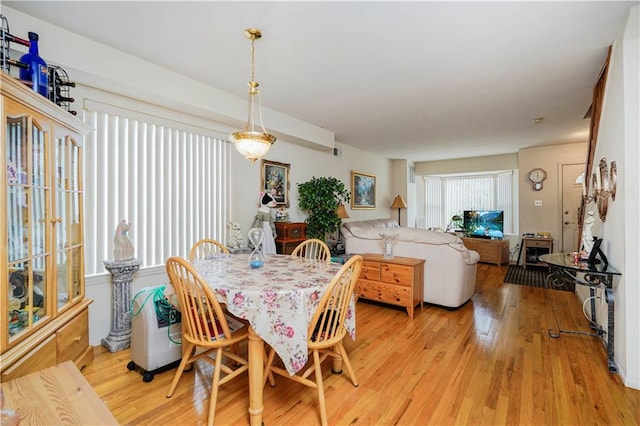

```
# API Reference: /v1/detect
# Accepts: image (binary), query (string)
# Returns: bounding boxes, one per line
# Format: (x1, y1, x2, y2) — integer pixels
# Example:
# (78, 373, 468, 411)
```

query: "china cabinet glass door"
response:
(54, 134, 83, 309)
(6, 115, 50, 339)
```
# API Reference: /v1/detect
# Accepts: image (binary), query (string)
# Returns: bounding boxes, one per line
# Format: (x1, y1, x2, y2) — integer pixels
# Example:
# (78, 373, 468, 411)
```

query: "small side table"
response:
(522, 237, 553, 269)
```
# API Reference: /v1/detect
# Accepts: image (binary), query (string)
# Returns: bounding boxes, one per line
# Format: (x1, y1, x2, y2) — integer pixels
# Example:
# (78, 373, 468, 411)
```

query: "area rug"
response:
(503, 265, 574, 292)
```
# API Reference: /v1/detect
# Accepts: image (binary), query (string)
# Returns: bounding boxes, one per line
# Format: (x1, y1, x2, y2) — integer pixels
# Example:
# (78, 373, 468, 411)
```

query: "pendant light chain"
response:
(250, 37, 256, 84)
(231, 27, 276, 163)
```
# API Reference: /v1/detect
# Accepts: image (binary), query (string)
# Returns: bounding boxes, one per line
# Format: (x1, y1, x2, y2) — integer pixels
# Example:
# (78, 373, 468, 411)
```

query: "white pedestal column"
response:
(101, 258, 141, 352)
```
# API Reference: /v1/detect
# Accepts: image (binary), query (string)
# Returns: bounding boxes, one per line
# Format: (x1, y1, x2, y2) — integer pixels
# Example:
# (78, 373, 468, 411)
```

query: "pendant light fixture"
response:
(231, 28, 276, 163)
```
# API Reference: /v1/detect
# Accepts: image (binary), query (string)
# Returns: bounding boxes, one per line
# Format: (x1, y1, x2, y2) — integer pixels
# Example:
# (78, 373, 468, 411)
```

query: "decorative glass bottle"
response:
(247, 228, 265, 268)
(380, 233, 399, 260)
(19, 32, 48, 97)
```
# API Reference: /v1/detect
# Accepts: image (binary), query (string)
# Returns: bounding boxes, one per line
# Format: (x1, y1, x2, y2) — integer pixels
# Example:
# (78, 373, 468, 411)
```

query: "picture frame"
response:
(261, 160, 290, 207)
(351, 170, 376, 209)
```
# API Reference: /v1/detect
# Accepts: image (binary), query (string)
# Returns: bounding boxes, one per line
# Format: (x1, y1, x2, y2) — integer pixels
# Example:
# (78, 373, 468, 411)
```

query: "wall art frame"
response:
(351, 170, 376, 209)
(261, 159, 290, 207)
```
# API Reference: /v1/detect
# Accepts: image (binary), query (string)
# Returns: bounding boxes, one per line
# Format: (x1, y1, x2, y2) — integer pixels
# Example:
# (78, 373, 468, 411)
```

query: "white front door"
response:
(562, 163, 585, 253)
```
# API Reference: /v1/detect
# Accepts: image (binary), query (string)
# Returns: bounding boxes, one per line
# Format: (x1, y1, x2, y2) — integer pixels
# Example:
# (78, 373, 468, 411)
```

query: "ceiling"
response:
(4, 1, 636, 161)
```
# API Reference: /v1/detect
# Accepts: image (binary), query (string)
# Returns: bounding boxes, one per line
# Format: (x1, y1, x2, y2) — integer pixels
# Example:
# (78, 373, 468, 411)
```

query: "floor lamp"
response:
(390, 195, 407, 226)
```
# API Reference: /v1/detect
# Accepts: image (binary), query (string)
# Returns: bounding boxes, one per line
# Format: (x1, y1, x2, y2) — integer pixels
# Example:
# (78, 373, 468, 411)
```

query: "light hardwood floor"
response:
(82, 263, 640, 425)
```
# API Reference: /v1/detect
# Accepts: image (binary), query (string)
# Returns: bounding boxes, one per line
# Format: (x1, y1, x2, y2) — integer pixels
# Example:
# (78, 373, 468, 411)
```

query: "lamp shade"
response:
(231, 28, 276, 163)
(232, 131, 276, 163)
(390, 195, 408, 209)
(336, 204, 350, 219)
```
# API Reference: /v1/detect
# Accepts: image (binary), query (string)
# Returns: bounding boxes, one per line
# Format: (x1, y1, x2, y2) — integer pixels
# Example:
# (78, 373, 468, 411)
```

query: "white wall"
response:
(3, 7, 394, 346)
(518, 142, 588, 242)
(231, 140, 393, 235)
(586, 6, 639, 389)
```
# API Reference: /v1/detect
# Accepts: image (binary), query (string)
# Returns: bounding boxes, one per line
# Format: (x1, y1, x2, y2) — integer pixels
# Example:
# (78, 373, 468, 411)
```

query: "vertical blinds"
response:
(83, 100, 231, 276)
(424, 171, 514, 233)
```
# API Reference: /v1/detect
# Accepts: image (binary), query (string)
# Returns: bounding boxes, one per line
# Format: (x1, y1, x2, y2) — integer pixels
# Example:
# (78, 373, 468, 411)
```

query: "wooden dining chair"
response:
(264, 255, 363, 426)
(188, 238, 230, 262)
(290, 238, 331, 262)
(165, 256, 249, 426)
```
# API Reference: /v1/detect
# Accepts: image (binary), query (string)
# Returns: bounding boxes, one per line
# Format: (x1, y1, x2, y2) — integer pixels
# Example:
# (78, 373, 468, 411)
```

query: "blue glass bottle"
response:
(19, 32, 48, 98)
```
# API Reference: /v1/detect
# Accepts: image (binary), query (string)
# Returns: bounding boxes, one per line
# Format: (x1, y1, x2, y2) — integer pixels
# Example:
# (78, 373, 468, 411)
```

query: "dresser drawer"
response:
(526, 239, 552, 248)
(56, 308, 89, 363)
(380, 263, 414, 286)
(361, 261, 381, 281)
(1, 335, 57, 382)
(274, 222, 307, 242)
(357, 280, 411, 307)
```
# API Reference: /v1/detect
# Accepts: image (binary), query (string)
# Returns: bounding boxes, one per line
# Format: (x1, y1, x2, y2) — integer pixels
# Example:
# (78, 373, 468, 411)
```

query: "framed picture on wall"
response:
(261, 160, 290, 207)
(351, 170, 376, 209)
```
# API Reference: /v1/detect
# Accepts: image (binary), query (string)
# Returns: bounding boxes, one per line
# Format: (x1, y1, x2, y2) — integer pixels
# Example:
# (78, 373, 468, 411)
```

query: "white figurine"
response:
(113, 220, 135, 261)
(582, 211, 595, 255)
(250, 191, 277, 255)
(227, 220, 244, 249)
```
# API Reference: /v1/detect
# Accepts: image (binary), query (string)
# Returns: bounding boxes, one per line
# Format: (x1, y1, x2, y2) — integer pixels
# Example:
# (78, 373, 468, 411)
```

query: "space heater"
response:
(127, 285, 182, 382)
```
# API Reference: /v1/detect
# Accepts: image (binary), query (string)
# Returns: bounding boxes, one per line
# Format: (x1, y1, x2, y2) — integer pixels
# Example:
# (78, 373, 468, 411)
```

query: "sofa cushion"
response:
(342, 218, 399, 236)
(342, 219, 479, 266)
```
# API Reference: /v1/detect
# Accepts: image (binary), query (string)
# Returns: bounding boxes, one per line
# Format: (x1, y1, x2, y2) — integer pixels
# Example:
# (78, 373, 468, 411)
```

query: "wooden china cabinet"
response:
(1, 72, 93, 381)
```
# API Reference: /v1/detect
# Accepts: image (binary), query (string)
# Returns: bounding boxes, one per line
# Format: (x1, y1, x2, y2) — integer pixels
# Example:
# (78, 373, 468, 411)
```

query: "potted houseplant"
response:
(297, 177, 350, 240)
(446, 214, 463, 232)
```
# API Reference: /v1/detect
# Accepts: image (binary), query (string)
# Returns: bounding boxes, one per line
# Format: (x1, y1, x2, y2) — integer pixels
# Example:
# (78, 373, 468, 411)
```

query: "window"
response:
(423, 171, 515, 234)
(82, 94, 231, 276)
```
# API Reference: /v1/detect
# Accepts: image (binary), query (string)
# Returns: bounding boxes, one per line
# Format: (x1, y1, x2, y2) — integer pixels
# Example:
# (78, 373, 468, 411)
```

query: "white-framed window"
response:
(81, 91, 231, 276)
(423, 170, 515, 234)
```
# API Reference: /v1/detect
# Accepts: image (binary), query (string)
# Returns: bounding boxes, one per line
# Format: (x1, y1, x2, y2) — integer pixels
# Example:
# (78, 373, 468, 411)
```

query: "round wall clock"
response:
(528, 168, 547, 191)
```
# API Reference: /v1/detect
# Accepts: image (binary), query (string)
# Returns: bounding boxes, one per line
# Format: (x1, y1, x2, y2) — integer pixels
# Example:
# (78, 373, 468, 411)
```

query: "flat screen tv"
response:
(463, 210, 504, 239)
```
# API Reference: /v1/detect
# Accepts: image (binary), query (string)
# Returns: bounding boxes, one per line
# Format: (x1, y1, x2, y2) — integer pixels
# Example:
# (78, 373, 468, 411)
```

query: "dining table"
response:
(192, 253, 356, 426)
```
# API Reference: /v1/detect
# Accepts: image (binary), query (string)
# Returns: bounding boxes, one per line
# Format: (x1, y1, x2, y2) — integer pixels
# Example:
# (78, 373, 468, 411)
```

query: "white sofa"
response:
(341, 218, 480, 308)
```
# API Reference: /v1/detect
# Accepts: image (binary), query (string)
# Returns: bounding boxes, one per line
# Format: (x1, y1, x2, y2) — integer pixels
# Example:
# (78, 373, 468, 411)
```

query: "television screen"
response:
(463, 210, 504, 239)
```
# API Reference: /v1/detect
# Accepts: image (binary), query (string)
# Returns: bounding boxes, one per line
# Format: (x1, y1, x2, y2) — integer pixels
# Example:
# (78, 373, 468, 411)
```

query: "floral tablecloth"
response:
(192, 254, 356, 375)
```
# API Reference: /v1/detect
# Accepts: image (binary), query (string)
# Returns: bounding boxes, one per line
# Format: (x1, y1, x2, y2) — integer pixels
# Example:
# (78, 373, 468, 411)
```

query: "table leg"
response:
(248, 327, 264, 426)
(332, 347, 343, 374)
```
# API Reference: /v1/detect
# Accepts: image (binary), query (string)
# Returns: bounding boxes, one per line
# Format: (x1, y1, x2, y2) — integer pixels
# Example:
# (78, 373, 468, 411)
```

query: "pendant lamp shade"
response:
(231, 28, 276, 163)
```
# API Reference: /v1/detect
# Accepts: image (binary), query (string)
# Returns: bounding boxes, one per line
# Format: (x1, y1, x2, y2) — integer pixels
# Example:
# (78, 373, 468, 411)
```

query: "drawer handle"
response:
(74, 335, 82, 342)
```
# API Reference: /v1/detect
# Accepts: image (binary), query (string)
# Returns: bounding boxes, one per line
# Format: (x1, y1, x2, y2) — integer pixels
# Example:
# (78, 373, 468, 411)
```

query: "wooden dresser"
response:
(274, 222, 307, 254)
(461, 237, 509, 265)
(356, 254, 425, 319)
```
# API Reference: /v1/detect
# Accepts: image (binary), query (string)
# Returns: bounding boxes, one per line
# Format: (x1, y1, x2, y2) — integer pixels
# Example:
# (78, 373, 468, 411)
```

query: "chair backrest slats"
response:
(189, 238, 230, 262)
(166, 256, 231, 345)
(309, 255, 362, 345)
(291, 239, 331, 262)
